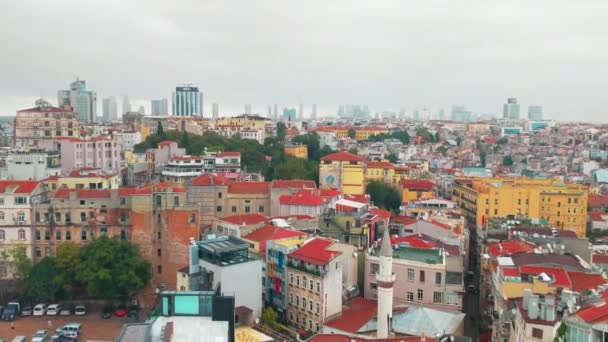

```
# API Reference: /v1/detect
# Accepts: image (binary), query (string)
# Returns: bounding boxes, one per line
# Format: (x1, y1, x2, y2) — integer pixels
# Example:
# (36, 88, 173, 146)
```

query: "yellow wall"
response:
(402, 189, 435, 203)
(354, 128, 388, 141)
(501, 279, 554, 300)
(48, 175, 121, 190)
(364, 166, 395, 184)
(285, 144, 308, 159)
(319, 160, 365, 195)
(452, 177, 588, 237)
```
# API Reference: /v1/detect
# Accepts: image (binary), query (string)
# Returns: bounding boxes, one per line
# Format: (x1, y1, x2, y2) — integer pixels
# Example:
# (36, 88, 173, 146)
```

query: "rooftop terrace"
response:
(371, 245, 444, 264)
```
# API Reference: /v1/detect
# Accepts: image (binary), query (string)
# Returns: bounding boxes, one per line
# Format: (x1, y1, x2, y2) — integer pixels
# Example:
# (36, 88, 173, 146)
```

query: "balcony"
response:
(287, 260, 322, 277)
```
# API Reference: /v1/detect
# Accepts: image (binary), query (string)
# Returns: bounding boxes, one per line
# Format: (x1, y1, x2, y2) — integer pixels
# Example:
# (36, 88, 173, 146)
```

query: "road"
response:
(463, 229, 481, 341)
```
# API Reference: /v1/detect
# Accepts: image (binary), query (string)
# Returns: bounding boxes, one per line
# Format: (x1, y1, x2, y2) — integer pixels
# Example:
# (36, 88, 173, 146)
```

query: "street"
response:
(464, 229, 482, 341)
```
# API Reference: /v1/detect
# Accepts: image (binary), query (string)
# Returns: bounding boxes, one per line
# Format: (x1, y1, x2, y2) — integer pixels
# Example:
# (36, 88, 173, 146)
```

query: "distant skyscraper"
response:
(413, 110, 421, 121)
(311, 104, 317, 120)
(245, 104, 252, 114)
(503, 97, 520, 119)
(212, 103, 219, 120)
(438, 109, 446, 120)
(282, 108, 296, 121)
(172, 85, 203, 116)
(102, 97, 118, 123)
(528, 106, 543, 120)
(298, 103, 304, 120)
(122, 96, 132, 114)
(273, 104, 278, 120)
(451, 106, 472, 122)
(58, 78, 97, 122)
(138, 106, 145, 114)
(151, 98, 169, 116)
(267, 104, 272, 118)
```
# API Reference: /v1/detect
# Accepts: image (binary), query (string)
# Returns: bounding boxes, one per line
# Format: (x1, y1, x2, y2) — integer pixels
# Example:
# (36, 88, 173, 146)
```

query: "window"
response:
(157, 248, 162, 257)
(302, 298, 307, 309)
(56, 230, 61, 240)
(80, 212, 86, 222)
(494, 209, 498, 215)
(157, 231, 161, 240)
(370, 263, 379, 275)
(232, 206, 237, 213)
(35, 229, 41, 240)
(35, 247, 41, 257)
(370, 283, 378, 290)
(310, 279, 314, 290)
(289, 293, 293, 304)
(296, 295, 300, 306)
(259, 206, 264, 213)
(296, 275, 300, 286)
(155, 195, 162, 207)
(419, 271, 425, 283)
(66, 230, 71, 240)
(55, 212, 61, 222)
(173, 196, 179, 206)
(218, 192, 222, 199)
(18, 229, 25, 241)
(433, 292, 444, 303)
(408, 268, 414, 281)
(17, 211, 25, 222)
(189, 214, 196, 223)
(417, 289, 424, 301)
(0, 197, 3, 205)
(532, 328, 543, 339)
(245, 206, 251, 213)
(80, 200, 85, 205)
(121, 230, 127, 240)
(407, 291, 414, 302)
(216, 206, 222, 212)
(157, 265, 162, 274)
(316, 303, 320, 314)
(316, 281, 321, 293)
(0, 229, 4, 240)
(290, 273, 294, 284)
(120, 197, 126, 205)
(0, 211, 4, 221)
(81, 230, 87, 241)
(14, 196, 27, 205)
(45, 247, 51, 257)
(44, 230, 50, 241)
(447, 293, 459, 305)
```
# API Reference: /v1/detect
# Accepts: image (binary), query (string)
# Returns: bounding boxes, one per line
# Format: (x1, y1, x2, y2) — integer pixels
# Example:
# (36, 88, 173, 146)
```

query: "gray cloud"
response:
(1, 0, 608, 121)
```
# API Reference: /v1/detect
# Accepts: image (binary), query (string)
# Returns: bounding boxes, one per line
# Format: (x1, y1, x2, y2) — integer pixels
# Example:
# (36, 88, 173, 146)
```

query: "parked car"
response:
(31, 330, 49, 342)
(114, 306, 127, 317)
(101, 306, 113, 319)
(1, 302, 20, 321)
(21, 306, 33, 316)
(74, 305, 86, 316)
(46, 304, 61, 315)
(11, 337, 27, 342)
(55, 322, 82, 337)
(33, 304, 47, 316)
(59, 305, 73, 316)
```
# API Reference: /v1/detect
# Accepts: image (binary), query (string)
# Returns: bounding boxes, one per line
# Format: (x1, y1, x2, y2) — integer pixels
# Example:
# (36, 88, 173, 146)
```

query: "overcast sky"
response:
(1, 0, 608, 121)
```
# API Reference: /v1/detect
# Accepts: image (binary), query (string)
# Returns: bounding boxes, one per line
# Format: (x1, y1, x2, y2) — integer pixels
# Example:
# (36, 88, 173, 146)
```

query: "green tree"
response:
(386, 153, 399, 163)
(318, 145, 334, 159)
(23, 257, 63, 302)
(276, 122, 286, 142)
(291, 132, 321, 160)
(157, 121, 165, 139)
(366, 181, 402, 213)
(347, 128, 356, 139)
(434, 132, 440, 143)
(436, 146, 448, 157)
(272, 157, 318, 182)
(55, 244, 82, 298)
(180, 131, 190, 152)
(261, 307, 281, 330)
(497, 137, 508, 144)
(503, 155, 514, 166)
(10, 245, 32, 282)
(392, 130, 410, 144)
(77, 235, 151, 301)
(554, 321, 567, 342)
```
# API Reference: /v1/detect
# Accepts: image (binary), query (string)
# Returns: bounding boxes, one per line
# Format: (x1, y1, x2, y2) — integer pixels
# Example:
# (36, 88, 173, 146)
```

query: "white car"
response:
(33, 304, 47, 316)
(31, 330, 49, 342)
(46, 304, 61, 315)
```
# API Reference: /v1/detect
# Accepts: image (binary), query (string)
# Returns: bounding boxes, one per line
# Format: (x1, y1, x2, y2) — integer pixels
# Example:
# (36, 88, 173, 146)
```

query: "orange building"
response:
(284, 144, 308, 159)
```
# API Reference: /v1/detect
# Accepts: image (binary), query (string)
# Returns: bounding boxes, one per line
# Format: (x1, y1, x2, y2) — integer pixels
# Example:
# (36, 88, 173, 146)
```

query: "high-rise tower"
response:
(376, 226, 395, 338)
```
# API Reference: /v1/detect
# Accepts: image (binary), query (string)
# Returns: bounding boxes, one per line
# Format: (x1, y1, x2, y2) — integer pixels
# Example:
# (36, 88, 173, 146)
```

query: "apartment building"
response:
(319, 152, 367, 195)
(0, 181, 46, 279)
(14, 99, 79, 149)
(160, 152, 241, 184)
(453, 177, 588, 236)
(59, 136, 123, 173)
(286, 237, 343, 333)
(43, 168, 121, 190)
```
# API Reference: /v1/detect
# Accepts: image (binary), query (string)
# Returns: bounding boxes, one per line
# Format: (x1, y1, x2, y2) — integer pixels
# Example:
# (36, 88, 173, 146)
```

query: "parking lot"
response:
(0, 313, 128, 341)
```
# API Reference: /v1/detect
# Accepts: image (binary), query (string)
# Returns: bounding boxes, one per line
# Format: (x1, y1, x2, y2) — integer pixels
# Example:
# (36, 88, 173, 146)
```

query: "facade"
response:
(212, 103, 219, 120)
(14, 99, 79, 148)
(112, 130, 142, 152)
(286, 237, 343, 333)
(58, 78, 97, 122)
(189, 236, 263, 318)
(151, 98, 169, 116)
(453, 177, 588, 236)
(319, 152, 366, 195)
(102, 97, 118, 123)
(284, 144, 308, 159)
(401, 179, 436, 203)
(528, 105, 543, 121)
(0, 181, 45, 279)
(160, 152, 241, 184)
(122, 96, 131, 114)
(451, 106, 472, 122)
(1, 150, 60, 181)
(43, 168, 121, 190)
(146, 140, 186, 168)
(59, 136, 123, 173)
(503, 97, 520, 120)
(172, 85, 203, 116)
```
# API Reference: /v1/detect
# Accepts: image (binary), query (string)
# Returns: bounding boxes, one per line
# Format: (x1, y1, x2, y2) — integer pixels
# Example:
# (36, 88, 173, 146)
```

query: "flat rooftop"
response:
(372, 245, 444, 264)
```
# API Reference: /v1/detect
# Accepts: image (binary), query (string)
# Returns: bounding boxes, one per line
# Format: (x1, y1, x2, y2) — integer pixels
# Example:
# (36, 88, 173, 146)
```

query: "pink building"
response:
(59, 136, 122, 173)
(146, 140, 186, 168)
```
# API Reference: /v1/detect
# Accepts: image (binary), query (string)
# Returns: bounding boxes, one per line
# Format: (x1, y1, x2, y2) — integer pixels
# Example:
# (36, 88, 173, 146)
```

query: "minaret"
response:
(376, 226, 395, 338)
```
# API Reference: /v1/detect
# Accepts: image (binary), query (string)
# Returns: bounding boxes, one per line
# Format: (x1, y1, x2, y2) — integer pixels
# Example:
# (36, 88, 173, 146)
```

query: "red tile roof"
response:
(133, 182, 186, 195)
(118, 188, 138, 196)
(342, 194, 370, 204)
(271, 179, 316, 189)
(271, 214, 315, 220)
(0, 180, 41, 194)
(366, 161, 395, 169)
(53, 189, 112, 199)
(308, 334, 433, 342)
(369, 208, 391, 222)
(567, 272, 607, 292)
(502, 267, 521, 277)
(320, 151, 367, 162)
(593, 254, 608, 264)
(280, 190, 328, 206)
(400, 179, 435, 190)
(318, 188, 342, 197)
(390, 235, 436, 249)
(158, 140, 176, 147)
(589, 194, 608, 207)
(190, 174, 233, 186)
(18, 105, 72, 113)
(218, 213, 269, 225)
(488, 240, 537, 258)
(391, 216, 418, 225)
(519, 265, 571, 287)
(575, 301, 608, 323)
(589, 210, 607, 221)
(242, 225, 307, 256)
(323, 297, 378, 333)
(289, 237, 341, 265)
(218, 151, 241, 157)
(227, 182, 270, 194)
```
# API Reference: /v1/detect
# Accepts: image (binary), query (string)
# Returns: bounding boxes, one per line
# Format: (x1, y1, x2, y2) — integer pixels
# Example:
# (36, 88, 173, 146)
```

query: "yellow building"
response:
(284, 144, 308, 159)
(400, 179, 436, 203)
(215, 114, 271, 131)
(44, 169, 121, 190)
(452, 177, 588, 237)
(364, 161, 395, 184)
(319, 151, 366, 194)
(315, 126, 388, 141)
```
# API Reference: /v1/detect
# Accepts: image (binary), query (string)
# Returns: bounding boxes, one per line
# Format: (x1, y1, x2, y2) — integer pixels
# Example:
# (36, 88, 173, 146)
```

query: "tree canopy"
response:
(503, 155, 514, 166)
(365, 181, 402, 213)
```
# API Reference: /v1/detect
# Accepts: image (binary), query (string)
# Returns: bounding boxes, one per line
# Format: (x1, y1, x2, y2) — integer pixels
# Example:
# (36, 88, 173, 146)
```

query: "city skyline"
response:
(1, 1, 608, 122)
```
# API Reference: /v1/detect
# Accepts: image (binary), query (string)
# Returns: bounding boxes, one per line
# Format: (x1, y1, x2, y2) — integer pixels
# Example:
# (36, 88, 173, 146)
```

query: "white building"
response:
(317, 131, 338, 150)
(188, 236, 263, 318)
(0, 180, 46, 279)
(112, 130, 142, 152)
(0, 150, 60, 181)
